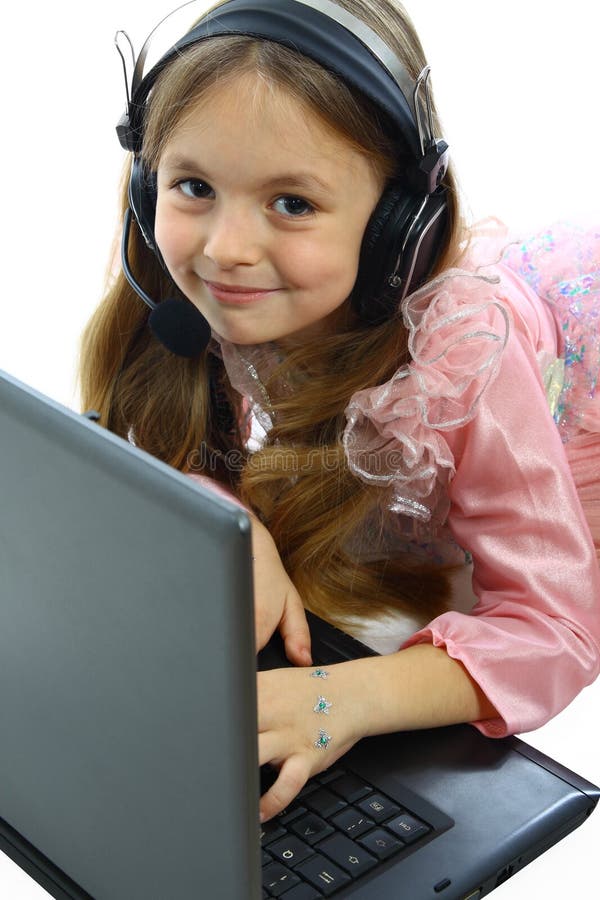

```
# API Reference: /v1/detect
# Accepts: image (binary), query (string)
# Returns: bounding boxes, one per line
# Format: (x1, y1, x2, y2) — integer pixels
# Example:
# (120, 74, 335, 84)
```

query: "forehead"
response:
(159, 71, 376, 176)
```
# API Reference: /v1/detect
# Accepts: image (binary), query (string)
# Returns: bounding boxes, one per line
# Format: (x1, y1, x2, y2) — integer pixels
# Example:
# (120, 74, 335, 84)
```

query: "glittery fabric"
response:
(502, 223, 600, 442)
(211, 337, 282, 436)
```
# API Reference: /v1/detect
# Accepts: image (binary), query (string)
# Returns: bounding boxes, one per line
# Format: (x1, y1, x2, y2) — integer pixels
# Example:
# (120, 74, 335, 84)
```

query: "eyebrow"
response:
(159, 153, 335, 196)
(259, 173, 334, 196)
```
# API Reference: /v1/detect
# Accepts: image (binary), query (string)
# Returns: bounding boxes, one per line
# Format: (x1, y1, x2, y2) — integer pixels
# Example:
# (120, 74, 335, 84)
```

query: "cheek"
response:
(296, 232, 365, 298)
(288, 227, 363, 284)
(154, 202, 189, 268)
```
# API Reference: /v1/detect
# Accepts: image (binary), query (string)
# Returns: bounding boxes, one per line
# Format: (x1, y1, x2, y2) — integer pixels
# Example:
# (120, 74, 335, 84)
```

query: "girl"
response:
(80, 0, 600, 824)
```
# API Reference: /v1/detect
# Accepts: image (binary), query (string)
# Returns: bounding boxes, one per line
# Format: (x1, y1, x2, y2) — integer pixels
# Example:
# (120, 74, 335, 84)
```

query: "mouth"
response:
(202, 279, 280, 305)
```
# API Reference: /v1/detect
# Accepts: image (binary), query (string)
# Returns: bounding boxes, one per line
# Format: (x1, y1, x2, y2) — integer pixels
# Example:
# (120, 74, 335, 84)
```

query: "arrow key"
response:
(316, 833, 377, 877)
(290, 812, 334, 846)
(262, 861, 301, 897)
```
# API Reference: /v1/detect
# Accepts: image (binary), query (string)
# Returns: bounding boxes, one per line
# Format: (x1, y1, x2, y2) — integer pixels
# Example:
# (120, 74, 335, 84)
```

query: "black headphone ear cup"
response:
(360, 186, 408, 260)
(128, 159, 159, 254)
(352, 186, 417, 324)
(352, 187, 449, 325)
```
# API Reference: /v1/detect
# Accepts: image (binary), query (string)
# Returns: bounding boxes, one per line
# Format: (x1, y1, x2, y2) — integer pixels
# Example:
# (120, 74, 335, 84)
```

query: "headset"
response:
(116, 0, 450, 357)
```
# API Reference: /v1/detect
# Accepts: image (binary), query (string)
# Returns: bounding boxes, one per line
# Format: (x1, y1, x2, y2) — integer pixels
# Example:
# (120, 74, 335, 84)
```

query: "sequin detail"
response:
(503, 224, 600, 441)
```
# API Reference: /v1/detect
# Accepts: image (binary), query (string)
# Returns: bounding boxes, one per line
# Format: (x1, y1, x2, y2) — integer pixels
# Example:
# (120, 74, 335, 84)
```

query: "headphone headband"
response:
(117, 0, 431, 166)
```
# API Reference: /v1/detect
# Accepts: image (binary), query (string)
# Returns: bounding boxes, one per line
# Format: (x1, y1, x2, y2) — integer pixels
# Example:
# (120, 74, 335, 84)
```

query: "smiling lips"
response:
(203, 279, 280, 305)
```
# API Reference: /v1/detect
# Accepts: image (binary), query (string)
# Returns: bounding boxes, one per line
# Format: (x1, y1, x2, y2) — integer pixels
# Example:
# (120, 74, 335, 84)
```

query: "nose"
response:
(202, 201, 262, 270)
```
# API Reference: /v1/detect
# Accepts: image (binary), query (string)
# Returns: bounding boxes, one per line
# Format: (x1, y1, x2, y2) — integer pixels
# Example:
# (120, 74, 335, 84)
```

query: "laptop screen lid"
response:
(0, 369, 262, 899)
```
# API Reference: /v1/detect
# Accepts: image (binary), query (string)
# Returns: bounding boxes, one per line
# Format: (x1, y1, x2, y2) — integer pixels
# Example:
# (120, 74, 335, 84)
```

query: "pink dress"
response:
(201, 219, 600, 739)
(343, 220, 600, 737)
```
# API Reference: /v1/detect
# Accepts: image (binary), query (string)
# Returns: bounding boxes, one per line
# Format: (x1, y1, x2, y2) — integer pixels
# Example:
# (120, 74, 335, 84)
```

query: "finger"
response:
(258, 720, 288, 764)
(254, 605, 276, 653)
(259, 755, 311, 822)
(280, 592, 312, 666)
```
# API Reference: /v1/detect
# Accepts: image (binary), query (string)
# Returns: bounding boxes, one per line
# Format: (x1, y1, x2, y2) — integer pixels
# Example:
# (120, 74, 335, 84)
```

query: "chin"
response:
(213, 324, 277, 346)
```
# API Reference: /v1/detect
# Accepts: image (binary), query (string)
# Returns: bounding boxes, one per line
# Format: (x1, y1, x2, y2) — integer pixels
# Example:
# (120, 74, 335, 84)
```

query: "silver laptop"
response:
(1, 368, 598, 900)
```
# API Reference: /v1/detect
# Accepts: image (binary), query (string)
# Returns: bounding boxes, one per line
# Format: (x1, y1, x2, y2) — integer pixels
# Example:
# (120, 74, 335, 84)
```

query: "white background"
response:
(1, 2, 599, 897)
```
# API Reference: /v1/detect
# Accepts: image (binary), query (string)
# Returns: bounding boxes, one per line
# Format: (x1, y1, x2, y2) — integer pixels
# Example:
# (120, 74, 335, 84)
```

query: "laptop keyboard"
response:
(260, 764, 436, 898)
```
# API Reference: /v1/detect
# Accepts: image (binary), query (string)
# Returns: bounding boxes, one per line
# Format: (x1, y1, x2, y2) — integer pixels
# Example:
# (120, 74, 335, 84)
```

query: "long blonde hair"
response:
(80, 0, 465, 627)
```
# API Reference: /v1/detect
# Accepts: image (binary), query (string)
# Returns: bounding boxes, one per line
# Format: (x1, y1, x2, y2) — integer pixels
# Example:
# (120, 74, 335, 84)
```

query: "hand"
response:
(250, 515, 312, 666)
(257, 663, 365, 822)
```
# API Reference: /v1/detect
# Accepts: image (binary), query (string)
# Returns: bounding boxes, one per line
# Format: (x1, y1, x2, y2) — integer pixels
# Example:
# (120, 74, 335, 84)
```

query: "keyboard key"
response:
(269, 834, 315, 868)
(317, 832, 377, 877)
(262, 861, 301, 896)
(278, 804, 308, 825)
(280, 883, 323, 899)
(356, 793, 402, 824)
(295, 854, 352, 896)
(291, 813, 334, 846)
(297, 780, 319, 800)
(330, 807, 374, 838)
(358, 828, 404, 860)
(386, 812, 431, 844)
(261, 820, 287, 847)
(305, 787, 347, 819)
(317, 767, 345, 785)
(327, 772, 373, 803)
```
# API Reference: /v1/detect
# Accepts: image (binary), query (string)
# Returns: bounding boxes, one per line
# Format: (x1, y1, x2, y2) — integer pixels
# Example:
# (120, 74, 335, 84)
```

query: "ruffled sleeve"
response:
(343, 269, 509, 529)
(344, 267, 600, 737)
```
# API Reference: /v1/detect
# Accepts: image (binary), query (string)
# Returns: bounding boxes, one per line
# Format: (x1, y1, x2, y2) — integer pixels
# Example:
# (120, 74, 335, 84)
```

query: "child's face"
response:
(154, 72, 383, 345)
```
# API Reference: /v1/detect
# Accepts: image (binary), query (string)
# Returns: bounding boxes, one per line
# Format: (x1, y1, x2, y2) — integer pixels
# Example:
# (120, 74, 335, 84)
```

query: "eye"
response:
(176, 179, 214, 200)
(272, 196, 315, 217)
